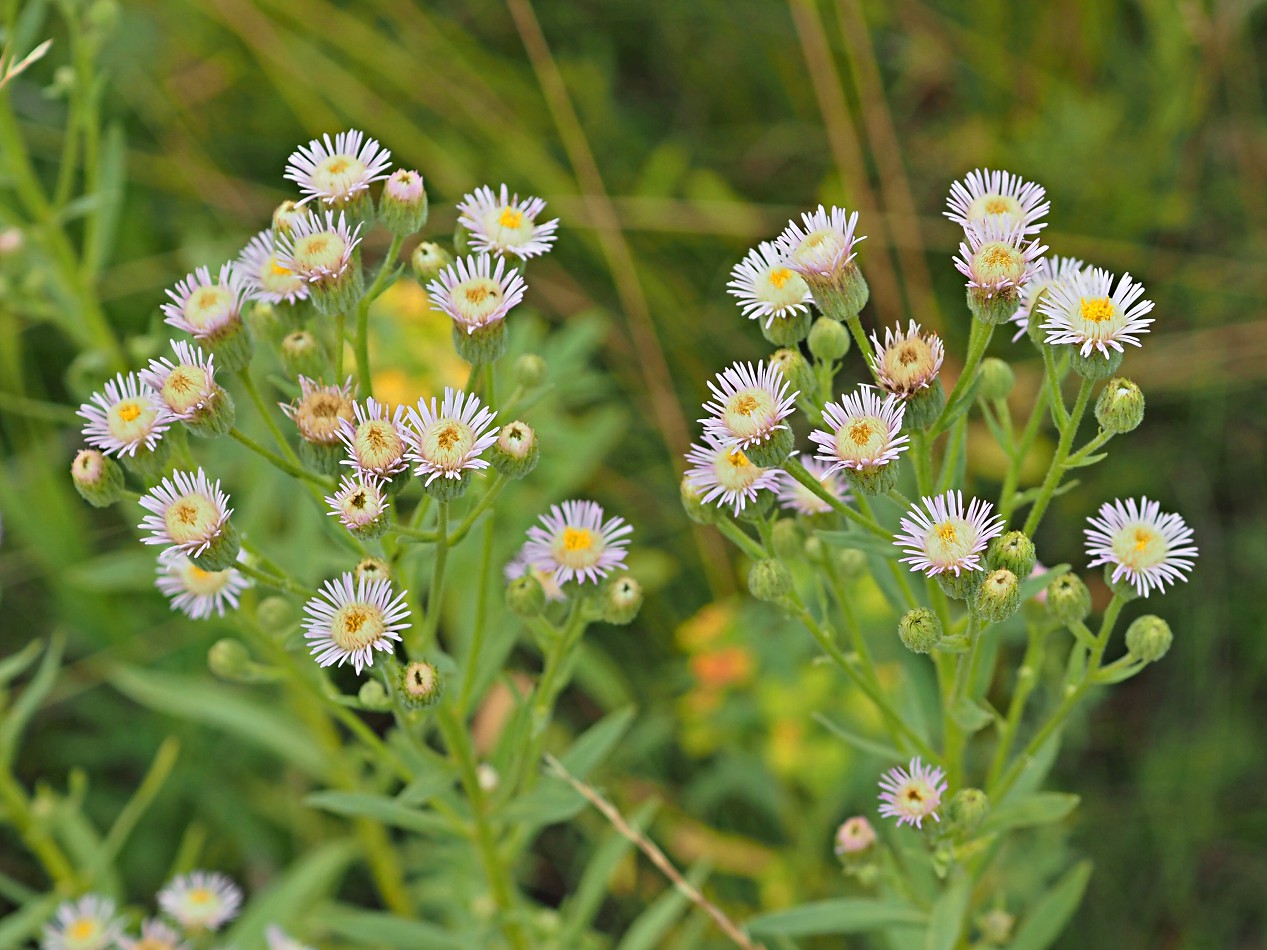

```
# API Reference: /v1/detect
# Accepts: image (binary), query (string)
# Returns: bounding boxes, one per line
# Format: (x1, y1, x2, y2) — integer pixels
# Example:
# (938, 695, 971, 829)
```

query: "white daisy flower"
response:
(406, 388, 499, 485)
(41, 895, 123, 950)
(524, 500, 633, 585)
(456, 183, 559, 259)
(138, 469, 234, 560)
(683, 433, 785, 516)
(276, 209, 363, 284)
(140, 340, 219, 420)
(338, 397, 410, 478)
(776, 454, 850, 516)
(426, 253, 527, 335)
(773, 205, 866, 282)
(700, 360, 798, 452)
(161, 264, 248, 341)
(156, 552, 250, 620)
(1038, 266, 1155, 358)
(302, 572, 410, 674)
(945, 167, 1050, 236)
(505, 544, 566, 602)
(810, 386, 909, 474)
(118, 918, 190, 950)
(282, 375, 356, 447)
(893, 490, 1005, 577)
(868, 320, 945, 397)
(1084, 497, 1198, 598)
(157, 871, 242, 932)
(1008, 256, 1084, 341)
(877, 757, 948, 829)
(725, 241, 813, 328)
(284, 129, 392, 206)
(233, 229, 310, 305)
(953, 218, 1046, 299)
(78, 372, 172, 457)
(325, 473, 389, 534)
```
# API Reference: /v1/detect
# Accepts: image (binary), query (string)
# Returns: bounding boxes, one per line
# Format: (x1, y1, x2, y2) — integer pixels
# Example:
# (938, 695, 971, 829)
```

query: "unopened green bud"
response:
(118, 436, 172, 483)
(742, 426, 794, 468)
(978, 357, 1015, 401)
(514, 353, 548, 389)
(977, 569, 1020, 622)
(601, 574, 643, 625)
(452, 319, 508, 365)
(379, 169, 428, 236)
(771, 519, 804, 561)
(899, 607, 942, 654)
(358, 679, 392, 712)
(71, 449, 124, 507)
(256, 595, 295, 633)
(1095, 377, 1145, 434)
(1068, 346, 1123, 382)
(748, 558, 793, 603)
(807, 316, 851, 361)
(988, 531, 1036, 578)
(769, 348, 815, 400)
(280, 330, 327, 380)
(939, 568, 985, 601)
(901, 381, 946, 431)
(490, 420, 539, 478)
(809, 265, 869, 321)
(681, 477, 721, 526)
(354, 557, 392, 586)
(507, 573, 546, 619)
(411, 242, 453, 281)
(400, 660, 443, 707)
(1046, 574, 1091, 625)
(1103, 564, 1141, 602)
(966, 287, 1021, 326)
(273, 200, 305, 236)
(977, 908, 1015, 946)
(946, 788, 989, 833)
(761, 309, 812, 347)
(844, 461, 899, 496)
(208, 639, 251, 681)
(1125, 615, 1172, 663)
(803, 535, 824, 561)
(835, 547, 867, 579)
(247, 301, 293, 346)
(87, 0, 121, 32)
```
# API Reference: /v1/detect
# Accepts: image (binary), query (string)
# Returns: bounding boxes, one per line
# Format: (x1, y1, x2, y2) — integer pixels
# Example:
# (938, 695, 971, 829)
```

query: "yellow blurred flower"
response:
(368, 280, 470, 402)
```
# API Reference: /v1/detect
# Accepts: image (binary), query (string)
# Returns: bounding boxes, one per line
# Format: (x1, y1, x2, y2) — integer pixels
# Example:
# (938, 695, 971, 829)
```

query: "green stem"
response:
(354, 235, 404, 398)
(998, 384, 1050, 524)
(1041, 344, 1069, 427)
(844, 315, 877, 371)
(933, 319, 995, 435)
(985, 625, 1047, 788)
(417, 501, 450, 652)
(1022, 377, 1094, 537)
(910, 429, 933, 496)
(447, 475, 509, 547)
(229, 427, 331, 488)
(783, 456, 887, 538)
(0, 769, 77, 888)
(458, 515, 497, 712)
(335, 312, 346, 380)
(235, 560, 313, 598)
(236, 370, 303, 467)
(714, 518, 767, 561)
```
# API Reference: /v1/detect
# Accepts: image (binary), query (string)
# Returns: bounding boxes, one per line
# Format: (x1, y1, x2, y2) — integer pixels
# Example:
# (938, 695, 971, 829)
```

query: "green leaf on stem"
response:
(223, 840, 358, 947)
(948, 696, 994, 733)
(1008, 861, 1093, 950)
(813, 714, 902, 760)
(980, 792, 1080, 834)
(615, 862, 710, 950)
(313, 905, 466, 949)
(1020, 563, 1068, 601)
(747, 898, 927, 936)
(1064, 451, 1108, 469)
(303, 791, 457, 836)
(816, 530, 900, 559)
(926, 871, 972, 950)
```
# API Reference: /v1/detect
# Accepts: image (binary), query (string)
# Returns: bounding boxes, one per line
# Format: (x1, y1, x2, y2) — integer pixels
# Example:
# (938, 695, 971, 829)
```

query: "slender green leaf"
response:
(816, 530, 900, 559)
(925, 873, 971, 950)
(0, 893, 58, 948)
(63, 549, 165, 593)
(312, 905, 466, 949)
(981, 792, 1080, 835)
(948, 697, 994, 733)
(1020, 564, 1069, 602)
(225, 840, 358, 946)
(813, 714, 901, 760)
(0, 632, 63, 768)
(0, 640, 43, 687)
(1009, 861, 1093, 950)
(558, 705, 636, 775)
(303, 791, 457, 836)
(747, 899, 927, 937)
(616, 862, 710, 950)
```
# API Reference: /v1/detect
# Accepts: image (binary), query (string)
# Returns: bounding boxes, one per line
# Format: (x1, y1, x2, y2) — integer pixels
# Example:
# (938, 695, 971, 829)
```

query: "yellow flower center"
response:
(180, 560, 235, 596)
(118, 403, 141, 422)
(936, 523, 958, 545)
(162, 366, 210, 415)
(165, 493, 219, 545)
(768, 267, 792, 289)
(733, 395, 759, 416)
(332, 603, 387, 651)
(354, 419, 404, 471)
(723, 388, 776, 439)
(563, 527, 593, 552)
(973, 241, 1025, 285)
(833, 413, 888, 466)
(422, 419, 475, 468)
(498, 208, 524, 229)
(1080, 296, 1115, 323)
(294, 232, 348, 275)
(270, 261, 292, 276)
(69, 920, 97, 939)
(297, 392, 353, 443)
(848, 421, 873, 445)
(1114, 524, 1167, 570)
(450, 276, 504, 326)
(983, 196, 1012, 215)
(327, 158, 350, 175)
(189, 888, 212, 905)
(183, 284, 235, 333)
(312, 154, 370, 198)
(726, 449, 749, 469)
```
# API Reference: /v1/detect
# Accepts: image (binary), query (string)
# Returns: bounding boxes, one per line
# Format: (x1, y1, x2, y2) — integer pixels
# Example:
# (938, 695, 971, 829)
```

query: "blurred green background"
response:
(2, 0, 1265, 946)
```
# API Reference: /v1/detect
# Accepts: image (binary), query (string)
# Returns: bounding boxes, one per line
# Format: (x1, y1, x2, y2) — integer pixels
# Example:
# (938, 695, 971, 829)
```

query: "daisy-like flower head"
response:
(426, 253, 527, 335)
(877, 757, 948, 828)
(138, 469, 233, 560)
(41, 895, 123, 950)
(834, 816, 877, 855)
(282, 376, 356, 446)
(524, 500, 633, 585)
(303, 572, 410, 674)
(284, 129, 392, 206)
(684, 433, 785, 516)
(1038, 266, 1155, 358)
(1008, 256, 1084, 342)
(78, 372, 171, 457)
(869, 320, 946, 397)
(276, 209, 363, 284)
(338, 397, 410, 477)
(945, 167, 1050, 236)
(325, 473, 389, 533)
(406, 388, 500, 484)
(156, 552, 251, 620)
(157, 871, 242, 932)
(774, 205, 865, 281)
(233, 229, 309, 305)
(118, 918, 190, 950)
(726, 241, 813, 328)
(810, 385, 910, 474)
(457, 183, 559, 259)
(776, 454, 850, 516)
(162, 264, 248, 340)
(893, 490, 1005, 577)
(953, 218, 1046, 299)
(505, 544, 566, 602)
(700, 360, 798, 451)
(140, 340, 218, 420)
(1084, 497, 1197, 598)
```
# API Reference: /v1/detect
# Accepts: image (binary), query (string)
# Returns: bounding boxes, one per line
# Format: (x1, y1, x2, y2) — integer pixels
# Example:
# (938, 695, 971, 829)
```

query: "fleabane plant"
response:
(686, 167, 1196, 946)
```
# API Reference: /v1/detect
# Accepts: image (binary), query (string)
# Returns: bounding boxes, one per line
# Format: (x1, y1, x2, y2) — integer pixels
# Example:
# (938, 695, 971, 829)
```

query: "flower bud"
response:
(379, 169, 428, 236)
(769, 348, 815, 401)
(844, 460, 900, 497)
(771, 519, 804, 561)
(803, 535, 824, 562)
(601, 574, 643, 625)
(411, 242, 453, 282)
(977, 908, 1015, 946)
(835, 547, 867, 579)
(1046, 574, 1091, 625)
(280, 330, 328, 380)
(507, 573, 546, 619)
(354, 557, 392, 586)
(966, 287, 1021, 326)
(477, 763, 499, 792)
(400, 659, 443, 707)
(748, 558, 793, 603)
(899, 607, 942, 654)
(246, 300, 292, 347)
(1095, 377, 1145, 434)
(1068, 346, 1123, 382)
(807, 316, 851, 362)
(976, 569, 1020, 623)
(71, 449, 124, 507)
(490, 420, 539, 479)
(1103, 563, 1141, 603)
(451, 319, 508, 365)
(514, 353, 548, 389)
(938, 568, 984, 601)
(741, 425, 794, 469)
(901, 381, 946, 431)
(833, 816, 876, 856)
(978, 357, 1015, 401)
(680, 476, 721, 526)
(256, 595, 294, 633)
(87, 0, 121, 33)
(1125, 615, 1172, 663)
(208, 638, 252, 681)
(357, 679, 392, 712)
(760, 309, 811, 347)
(946, 788, 989, 834)
(272, 200, 306, 235)
(988, 531, 1036, 579)
(811, 265, 869, 322)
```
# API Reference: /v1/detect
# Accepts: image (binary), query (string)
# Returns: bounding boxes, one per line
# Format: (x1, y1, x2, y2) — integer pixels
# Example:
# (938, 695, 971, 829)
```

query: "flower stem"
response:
(932, 319, 995, 436)
(417, 501, 450, 652)
(354, 235, 404, 399)
(1022, 377, 1094, 537)
(783, 455, 887, 538)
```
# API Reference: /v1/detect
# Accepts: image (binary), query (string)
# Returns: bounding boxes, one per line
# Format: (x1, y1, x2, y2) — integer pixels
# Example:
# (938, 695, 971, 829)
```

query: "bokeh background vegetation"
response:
(2, 0, 1264, 946)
